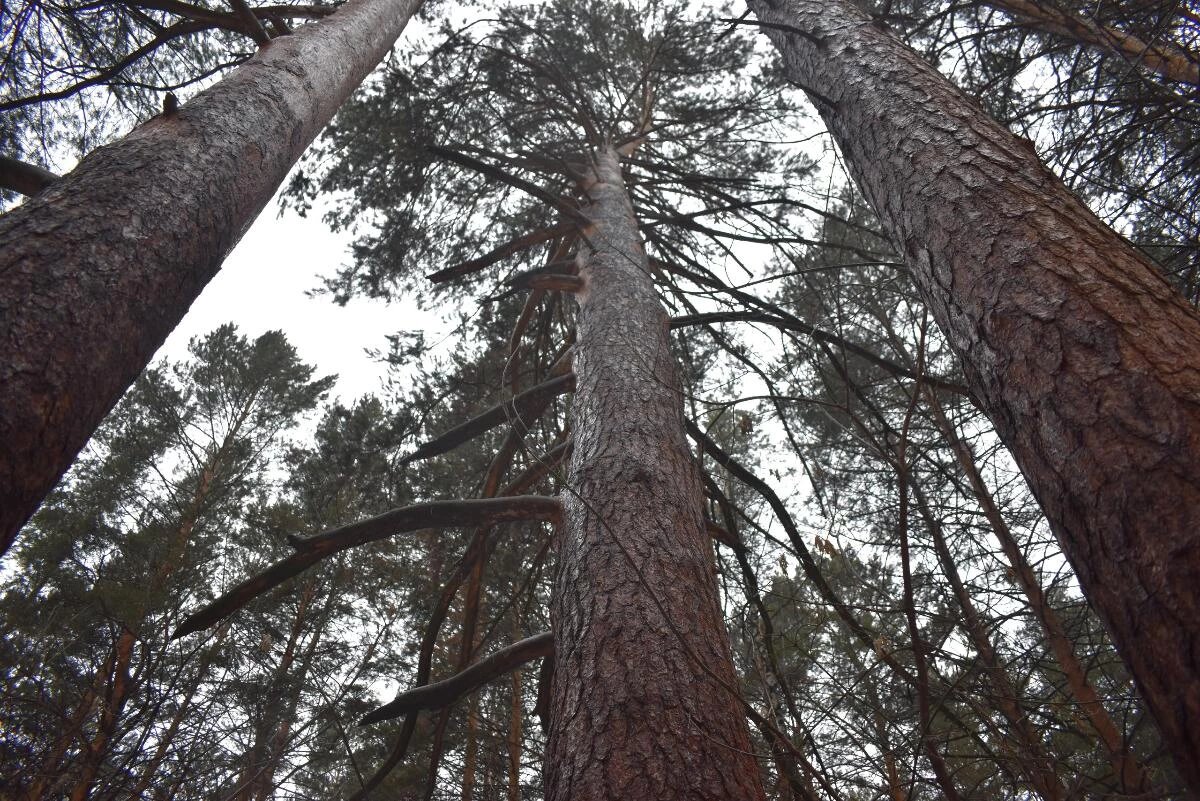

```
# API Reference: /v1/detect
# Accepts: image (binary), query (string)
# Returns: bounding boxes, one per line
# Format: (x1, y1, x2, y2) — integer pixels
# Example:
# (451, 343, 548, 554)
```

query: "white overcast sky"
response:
(156, 188, 434, 403)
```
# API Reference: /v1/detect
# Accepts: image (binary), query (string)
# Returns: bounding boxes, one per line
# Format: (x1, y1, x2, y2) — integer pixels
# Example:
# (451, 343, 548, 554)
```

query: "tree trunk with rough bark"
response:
(545, 146, 765, 801)
(747, 0, 1200, 790)
(0, 0, 422, 553)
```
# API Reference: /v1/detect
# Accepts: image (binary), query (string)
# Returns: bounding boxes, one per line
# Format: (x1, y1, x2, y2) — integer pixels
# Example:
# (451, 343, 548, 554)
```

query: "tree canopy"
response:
(2, 0, 1199, 798)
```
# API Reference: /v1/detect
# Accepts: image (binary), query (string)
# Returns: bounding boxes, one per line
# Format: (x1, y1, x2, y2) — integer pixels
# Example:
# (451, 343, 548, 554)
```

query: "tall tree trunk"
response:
(0, 0, 422, 553)
(42, 447, 225, 801)
(507, 613, 524, 801)
(545, 146, 765, 801)
(747, 0, 1200, 790)
(69, 629, 136, 801)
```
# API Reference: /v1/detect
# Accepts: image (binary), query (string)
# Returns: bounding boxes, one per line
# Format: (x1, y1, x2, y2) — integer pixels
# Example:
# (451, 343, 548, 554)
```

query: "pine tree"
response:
(0, 324, 333, 800)
(747, 0, 1200, 787)
(175, 1, 810, 797)
(4, 0, 1198, 798)
(0, 0, 423, 552)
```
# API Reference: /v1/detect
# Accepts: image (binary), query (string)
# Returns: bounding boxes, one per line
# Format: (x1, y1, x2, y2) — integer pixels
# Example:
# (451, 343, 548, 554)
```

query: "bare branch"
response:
(403, 373, 575, 464)
(361, 632, 554, 724)
(173, 496, 562, 637)
(0, 155, 59, 197)
(229, 0, 272, 46)
(510, 272, 584, 293)
(704, 518, 741, 550)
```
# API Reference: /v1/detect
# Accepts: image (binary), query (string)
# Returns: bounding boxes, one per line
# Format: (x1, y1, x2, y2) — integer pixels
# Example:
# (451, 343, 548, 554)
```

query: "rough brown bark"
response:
(545, 146, 765, 801)
(0, 0, 423, 554)
(748, 0, 1200, 790)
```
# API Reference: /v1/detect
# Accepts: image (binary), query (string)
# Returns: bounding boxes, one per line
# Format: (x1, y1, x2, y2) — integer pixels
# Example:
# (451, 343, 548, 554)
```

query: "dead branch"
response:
(403, 373, 575, 464)
(427, 223, 574, 284)
(0, 155, 59, 197)
(361, 632, 554, 724)
(704, 518, 741, 550)
(228, 0, 271, 45)
(172, 496, 562, 638)
(501, 439, 572, 496)
(510, 272, 585, 293)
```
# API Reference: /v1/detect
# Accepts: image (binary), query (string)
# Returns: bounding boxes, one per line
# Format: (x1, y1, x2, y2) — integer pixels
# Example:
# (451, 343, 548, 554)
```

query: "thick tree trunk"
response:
(0, 0, 422, 553)
(748, 0, 1200, 790)
(545, 146, 765, 801)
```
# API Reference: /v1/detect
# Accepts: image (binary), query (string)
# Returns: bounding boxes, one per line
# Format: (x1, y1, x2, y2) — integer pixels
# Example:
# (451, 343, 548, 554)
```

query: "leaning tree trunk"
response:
(747, 0, 1200, 792)
(545, 146, 766, 801)
(0, 0, 422, 553)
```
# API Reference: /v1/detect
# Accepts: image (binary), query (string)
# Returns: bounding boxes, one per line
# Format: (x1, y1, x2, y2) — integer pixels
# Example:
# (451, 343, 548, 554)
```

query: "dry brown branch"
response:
(704, 518, 740, 550)
(511, 273, 585, 293)
(0, 155, 58, 196)
(173, 496, 562, 637)
(229, 0, 271, 44)
(426, 223, 574, 284)
(361, 632, 554, 724)
(403, 373, 575, 464)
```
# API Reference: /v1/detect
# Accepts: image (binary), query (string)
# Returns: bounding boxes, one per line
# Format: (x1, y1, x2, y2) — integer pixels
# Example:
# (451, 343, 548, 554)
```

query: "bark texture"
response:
(747, 0, 1200, 790)
(545, 147, 765, 801)
(0, 0, 422, 552)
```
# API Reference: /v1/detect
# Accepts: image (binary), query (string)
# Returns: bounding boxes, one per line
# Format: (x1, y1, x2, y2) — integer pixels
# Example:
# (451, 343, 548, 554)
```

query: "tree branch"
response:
(686, 418, 918, 686)
(173, 496, 562, 637)
(670, 311, 971, 396)
(229, 0, 272, 46)
(361, 632, 554, 724)
(427, 223, 574, 284)
(403, 373, 575, 464)
(427, 145, 589, 225)
(0, 155, 59, 197)
(983, 0, 1200, 87)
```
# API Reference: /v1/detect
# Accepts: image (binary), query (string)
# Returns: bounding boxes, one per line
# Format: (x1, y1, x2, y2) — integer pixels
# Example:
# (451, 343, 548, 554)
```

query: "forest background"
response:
(1, 0, 1198, 799)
